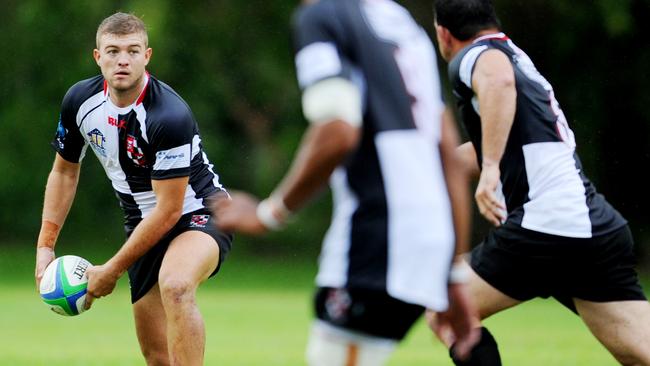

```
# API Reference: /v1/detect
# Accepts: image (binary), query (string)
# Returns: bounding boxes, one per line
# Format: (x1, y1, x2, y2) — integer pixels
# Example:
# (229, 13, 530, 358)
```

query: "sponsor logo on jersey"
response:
(156, 151, 186, 161)
(55, 117, 67, 149)
(108, 116, 127, 129)
(87, 128, 107, 157)
(190, 214, 210, 228)
(126, 135, 148, 167)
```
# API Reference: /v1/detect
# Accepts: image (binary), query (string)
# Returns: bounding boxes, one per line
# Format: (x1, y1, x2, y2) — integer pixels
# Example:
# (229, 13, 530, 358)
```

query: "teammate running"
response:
(430, 1, 650, 365)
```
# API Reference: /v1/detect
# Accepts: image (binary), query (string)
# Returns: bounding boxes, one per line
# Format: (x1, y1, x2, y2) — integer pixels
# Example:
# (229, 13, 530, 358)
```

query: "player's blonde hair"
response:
(96, 12, 148, 48)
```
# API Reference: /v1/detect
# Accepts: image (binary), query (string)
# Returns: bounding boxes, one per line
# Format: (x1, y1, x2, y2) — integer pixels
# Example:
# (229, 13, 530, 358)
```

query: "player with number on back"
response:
(213, 0, 479, 365)
(428, 1, 650, 365)
(34, 12, 232, 365)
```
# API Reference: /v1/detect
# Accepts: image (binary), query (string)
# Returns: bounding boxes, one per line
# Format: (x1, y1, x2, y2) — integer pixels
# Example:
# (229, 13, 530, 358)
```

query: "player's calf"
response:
(450, 327, 502, 366)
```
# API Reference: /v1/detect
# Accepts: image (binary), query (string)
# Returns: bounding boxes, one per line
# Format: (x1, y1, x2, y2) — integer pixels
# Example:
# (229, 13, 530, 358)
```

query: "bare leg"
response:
(159, 231, 220, 366)
(133, 283, 170, 366)
(575, 299, 650, 366)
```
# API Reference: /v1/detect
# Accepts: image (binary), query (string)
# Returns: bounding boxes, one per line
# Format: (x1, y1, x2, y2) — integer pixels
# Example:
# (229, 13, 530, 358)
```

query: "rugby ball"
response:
(39, 255, 92, 316)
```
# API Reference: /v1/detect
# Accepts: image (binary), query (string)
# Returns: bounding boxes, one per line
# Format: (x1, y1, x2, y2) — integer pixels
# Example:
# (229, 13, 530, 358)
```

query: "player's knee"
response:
(140, 345, 169, 366)
(610, 349, 650, 366)
(159, 277, 195, 306)
(305, 322, 395, 366)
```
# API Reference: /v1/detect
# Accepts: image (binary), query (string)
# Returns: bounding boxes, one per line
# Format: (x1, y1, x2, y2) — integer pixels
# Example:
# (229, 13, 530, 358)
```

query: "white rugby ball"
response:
(39, 255, 92, 316)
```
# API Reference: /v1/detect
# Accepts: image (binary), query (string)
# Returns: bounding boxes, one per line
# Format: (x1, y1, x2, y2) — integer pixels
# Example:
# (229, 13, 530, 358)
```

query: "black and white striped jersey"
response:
(293, 0, 454, 310)
(52, 73, 224, 226)
(449, 33, 626, 238)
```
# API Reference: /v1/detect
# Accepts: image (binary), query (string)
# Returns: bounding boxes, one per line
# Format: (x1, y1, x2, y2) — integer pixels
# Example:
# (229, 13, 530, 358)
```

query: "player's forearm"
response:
(447, 173, 472, 257)
(440, 111, 472, 257)
(274, 120, 360, 211)
(38, 167, 80, 249)
(105, 206, 181, 275)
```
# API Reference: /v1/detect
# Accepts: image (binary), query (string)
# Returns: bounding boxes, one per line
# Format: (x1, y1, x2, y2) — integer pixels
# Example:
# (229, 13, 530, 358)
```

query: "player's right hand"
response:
(427, 282, 481, 361)
(35, 246, 55, 290)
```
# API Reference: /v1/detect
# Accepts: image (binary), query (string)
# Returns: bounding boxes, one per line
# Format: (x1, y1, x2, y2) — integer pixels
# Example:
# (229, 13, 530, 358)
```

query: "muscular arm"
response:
(214, 119, 360, 234)
(471, 49, 516, 225)
(85, 176, 187, 304)
(473, 49, 516, 168)
(35, 154, 81, 287)
(274, 120, 360, 211)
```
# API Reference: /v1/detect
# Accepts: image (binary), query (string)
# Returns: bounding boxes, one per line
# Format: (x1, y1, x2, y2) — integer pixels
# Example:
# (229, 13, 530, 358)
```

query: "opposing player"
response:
(213, 0, 479, 365)
(34, 13, 231, 365)
(430, 1, 650, 365)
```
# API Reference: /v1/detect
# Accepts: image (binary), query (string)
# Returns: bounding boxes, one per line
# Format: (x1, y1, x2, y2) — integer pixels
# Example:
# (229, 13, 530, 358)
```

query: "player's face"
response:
(94, 32, 151, 93)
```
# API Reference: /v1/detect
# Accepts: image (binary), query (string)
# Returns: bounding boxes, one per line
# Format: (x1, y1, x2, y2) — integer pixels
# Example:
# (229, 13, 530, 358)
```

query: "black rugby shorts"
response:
(314, 287, 424, 341)
(470, 223, 646, 312)
(125, 208, 233, 303)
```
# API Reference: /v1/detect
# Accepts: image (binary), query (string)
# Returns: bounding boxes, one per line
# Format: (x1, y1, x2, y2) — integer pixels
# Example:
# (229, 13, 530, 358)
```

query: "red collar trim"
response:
(103, 71, 150, 105)
(136, 71, 150, 106)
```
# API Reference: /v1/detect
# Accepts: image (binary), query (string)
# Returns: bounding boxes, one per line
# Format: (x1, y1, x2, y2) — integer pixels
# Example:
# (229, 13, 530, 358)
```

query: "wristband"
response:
(256, 196, 291, 231)
(37, 220, 60, 249)
(448, 262, 470, 284)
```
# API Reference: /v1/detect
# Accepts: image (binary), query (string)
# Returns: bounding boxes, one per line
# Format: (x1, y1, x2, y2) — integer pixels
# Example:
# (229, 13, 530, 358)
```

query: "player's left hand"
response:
(211, 191, 268, 235)
(85, 263, 120, 309)
(475, 162, 506, 226)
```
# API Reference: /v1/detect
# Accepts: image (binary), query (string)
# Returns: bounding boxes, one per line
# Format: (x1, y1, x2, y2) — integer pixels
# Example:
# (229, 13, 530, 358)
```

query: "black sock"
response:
(450, 327, 502, 366)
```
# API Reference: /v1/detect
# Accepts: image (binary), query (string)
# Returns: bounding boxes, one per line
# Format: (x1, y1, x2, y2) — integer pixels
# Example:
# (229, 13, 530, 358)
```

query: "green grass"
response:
(0, 245, 628, 365)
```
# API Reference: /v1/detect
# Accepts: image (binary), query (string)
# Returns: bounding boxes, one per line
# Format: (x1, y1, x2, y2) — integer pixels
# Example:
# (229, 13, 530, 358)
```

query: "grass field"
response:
(0, 245, 626, 365)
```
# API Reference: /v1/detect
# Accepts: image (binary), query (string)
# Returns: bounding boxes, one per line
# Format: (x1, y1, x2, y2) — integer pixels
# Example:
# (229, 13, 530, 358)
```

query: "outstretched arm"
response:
(214, 119, 360, 234)
(214, 77, 362, 234)
(35, 154, 81, 288)
(472, 49, 516, 226)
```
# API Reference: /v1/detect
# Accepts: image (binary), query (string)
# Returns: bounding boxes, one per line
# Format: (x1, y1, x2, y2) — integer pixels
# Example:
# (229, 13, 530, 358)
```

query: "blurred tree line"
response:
(1, 0, 648, 265)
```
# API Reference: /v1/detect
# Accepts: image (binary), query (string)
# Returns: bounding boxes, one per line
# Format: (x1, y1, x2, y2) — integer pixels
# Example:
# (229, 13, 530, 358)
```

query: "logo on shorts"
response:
(325, 288, 352, 323)
(87, 128, 107, 157)
(126, 135, 148, 167)
(190, 214, 210, 228)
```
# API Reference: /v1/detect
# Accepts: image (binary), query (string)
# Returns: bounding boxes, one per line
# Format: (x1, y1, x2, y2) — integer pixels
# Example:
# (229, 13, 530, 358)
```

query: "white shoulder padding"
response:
(301, 77, 362, 127)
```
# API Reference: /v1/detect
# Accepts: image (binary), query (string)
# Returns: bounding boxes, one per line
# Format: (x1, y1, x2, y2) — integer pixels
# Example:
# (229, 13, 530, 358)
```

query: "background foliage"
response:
(1, 0, 649, 266)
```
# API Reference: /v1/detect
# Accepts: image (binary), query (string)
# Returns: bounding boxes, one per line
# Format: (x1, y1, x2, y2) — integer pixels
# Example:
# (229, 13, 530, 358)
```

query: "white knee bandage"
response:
(305, 321, 397, 366)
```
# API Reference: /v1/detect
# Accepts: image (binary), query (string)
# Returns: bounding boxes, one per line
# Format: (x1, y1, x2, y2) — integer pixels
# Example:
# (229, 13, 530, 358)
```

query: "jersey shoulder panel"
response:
(144, 78, 196, 140)
(292, 0, 340, 44)
(61, 75, 105, 122)
(53, 75, 104, 163)
(144, 77, 196, 179)
(448, 43, 491, 98)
